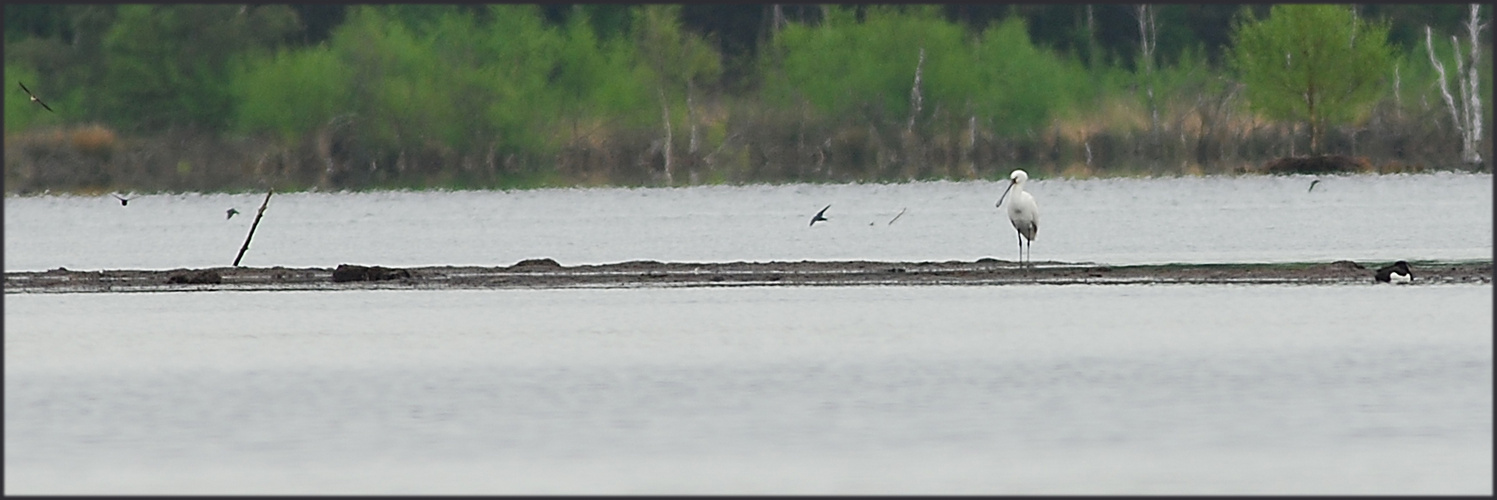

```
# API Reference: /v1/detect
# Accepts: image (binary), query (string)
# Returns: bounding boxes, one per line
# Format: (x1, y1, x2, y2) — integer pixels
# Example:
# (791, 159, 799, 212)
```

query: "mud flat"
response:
(4, 259, 1491, 294)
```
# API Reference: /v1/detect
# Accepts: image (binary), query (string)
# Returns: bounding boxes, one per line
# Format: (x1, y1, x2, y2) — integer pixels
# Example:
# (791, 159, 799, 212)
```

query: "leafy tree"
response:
(1229, 4, 1395, 154)
(968, 17, 1091, 136)
(231, 44, 353, 144)
(99, 5, 299, 131)
(551, 7, 653, 137)
(326, 6, 460, 153)
(632, 4, 723, 182)
(767, 6, 968, 122)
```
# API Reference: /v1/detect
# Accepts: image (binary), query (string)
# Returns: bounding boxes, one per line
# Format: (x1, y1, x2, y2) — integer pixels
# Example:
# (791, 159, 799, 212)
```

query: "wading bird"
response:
(1374, 261, 1412, 284)
(809, 204, 830, 227)
(226, 208, 240, 220)
(112, 194, 135, 206)
(996, 169, 1039, 266)
(18, 81, 53, 112)
(1308, 179, 1321, 192)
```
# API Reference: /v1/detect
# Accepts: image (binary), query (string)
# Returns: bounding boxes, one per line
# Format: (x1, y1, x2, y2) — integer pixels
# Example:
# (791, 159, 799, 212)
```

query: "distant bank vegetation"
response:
(4, 4, 1491, 194)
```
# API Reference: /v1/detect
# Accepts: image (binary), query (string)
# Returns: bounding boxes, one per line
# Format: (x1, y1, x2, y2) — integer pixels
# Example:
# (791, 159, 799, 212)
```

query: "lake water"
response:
(4, 174, 1493, 494)
(3, 172, 1491, 270)
(5, 285, 1492, 494)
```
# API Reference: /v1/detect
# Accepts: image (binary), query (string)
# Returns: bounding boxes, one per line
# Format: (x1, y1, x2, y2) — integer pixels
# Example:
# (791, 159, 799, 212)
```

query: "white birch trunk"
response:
(1462, 4, 1485, 164)
(1136, 5, 1159, 137)
(907, 47, 925, 134)
(687, 80, 699, 155)
(659, 87, 673, 184)
(1426, 5, 1487, 166)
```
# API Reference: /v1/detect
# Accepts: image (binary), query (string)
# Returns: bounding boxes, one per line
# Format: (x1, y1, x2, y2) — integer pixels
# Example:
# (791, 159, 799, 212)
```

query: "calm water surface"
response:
(5, 284, 1491, 494)
(6, 175, 1491, 493)
(4, 173, 1491, 270)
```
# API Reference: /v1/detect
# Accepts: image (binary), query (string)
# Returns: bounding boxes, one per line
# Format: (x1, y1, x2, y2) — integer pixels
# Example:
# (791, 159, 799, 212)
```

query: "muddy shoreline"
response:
(5, 259, 1490, 294)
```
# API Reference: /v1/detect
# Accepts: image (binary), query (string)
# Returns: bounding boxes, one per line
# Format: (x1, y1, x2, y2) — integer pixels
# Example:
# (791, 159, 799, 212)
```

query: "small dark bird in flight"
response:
(226, 208, 240, 220)
(18, 82, 53, 112)
(809, 205, 830, 227)
(1374, 261, 1412, 284)
(1308, 179, 1321, 192)
(112, 194, 135, 206)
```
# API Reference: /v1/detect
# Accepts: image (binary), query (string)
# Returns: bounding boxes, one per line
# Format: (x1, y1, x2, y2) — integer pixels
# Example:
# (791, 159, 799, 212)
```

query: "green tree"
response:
(970, 16, 1090, 136)
(552, 7, 654, 138)
(631, 4, 722, 183)
(766, 6, 969, 123)
(100, 5, 299, 131)
(1229, 4, 1395, 155)
(231, 44, 353, 144)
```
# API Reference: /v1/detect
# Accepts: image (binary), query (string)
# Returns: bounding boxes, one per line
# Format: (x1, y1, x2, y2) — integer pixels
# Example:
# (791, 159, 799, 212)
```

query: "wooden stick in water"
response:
(233, 188, 274, 267)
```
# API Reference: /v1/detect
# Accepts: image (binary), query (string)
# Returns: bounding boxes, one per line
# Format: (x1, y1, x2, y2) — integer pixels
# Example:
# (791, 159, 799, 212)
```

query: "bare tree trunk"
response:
(658, 87, 673, 184)
(1135, 5, 1156, 76)
(1087, 5, 1095, 42)
(1394, 62, 1402, 121)
(1135, 5, 1159, 140)
(1085, 4, 1099, 67)
(1309, 96, 1320, 155)
(1288, 122, 1296, 157)
(1461, 3, 1485, 165)
(233, 189, 274, 267)
(907, 47, 925, 134)
(967, 114, 978, 177)
(1427, 27, 1457, 128)
(1426, 6, 1488, 166)
(687, 80, 699, 155)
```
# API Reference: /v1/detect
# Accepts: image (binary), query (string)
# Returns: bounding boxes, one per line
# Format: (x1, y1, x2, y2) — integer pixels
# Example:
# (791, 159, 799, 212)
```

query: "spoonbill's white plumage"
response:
(995, 169, 1039, 266)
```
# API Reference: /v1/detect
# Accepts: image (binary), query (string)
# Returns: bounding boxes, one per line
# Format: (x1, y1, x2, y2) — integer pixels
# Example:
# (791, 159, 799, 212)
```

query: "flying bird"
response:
(1308, 179, 1321, 192)
(18, 81, 53, 112)
(1374, 261, 1412, 284)
(996, 169, 1039, 267)
(112, 194, 135, 206)
(226, 208, 240, 220)
(888, 207, 907, 225)
(809, 204, 830, 227)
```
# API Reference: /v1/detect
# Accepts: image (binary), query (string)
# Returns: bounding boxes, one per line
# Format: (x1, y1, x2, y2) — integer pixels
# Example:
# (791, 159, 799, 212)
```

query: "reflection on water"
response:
(4, 173, 1492, 271)
(5, 284, 1491, 494)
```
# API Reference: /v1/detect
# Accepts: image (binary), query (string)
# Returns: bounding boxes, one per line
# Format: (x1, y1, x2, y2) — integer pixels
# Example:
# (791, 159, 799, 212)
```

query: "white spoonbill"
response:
(995, 169, 1039, 266)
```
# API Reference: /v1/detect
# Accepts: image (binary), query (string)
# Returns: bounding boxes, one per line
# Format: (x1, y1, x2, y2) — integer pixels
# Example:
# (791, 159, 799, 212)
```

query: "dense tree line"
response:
(3, 4, 1489, 192)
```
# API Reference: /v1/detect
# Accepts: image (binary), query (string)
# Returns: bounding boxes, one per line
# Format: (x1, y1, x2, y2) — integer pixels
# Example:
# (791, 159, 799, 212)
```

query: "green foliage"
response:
(230, 45, 351, 144)
(551, 7, 654, 133)
(634, 5, 722, 90)
(764, 7, 1088, 135)
(767, 6, 965, 121)
(4, 3, 1484, 190)
(99, 5, 299, 131)
(970, 17, 1091, 135)
(1229, 4, 1396, 153)
(275, 4, 662, 164)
